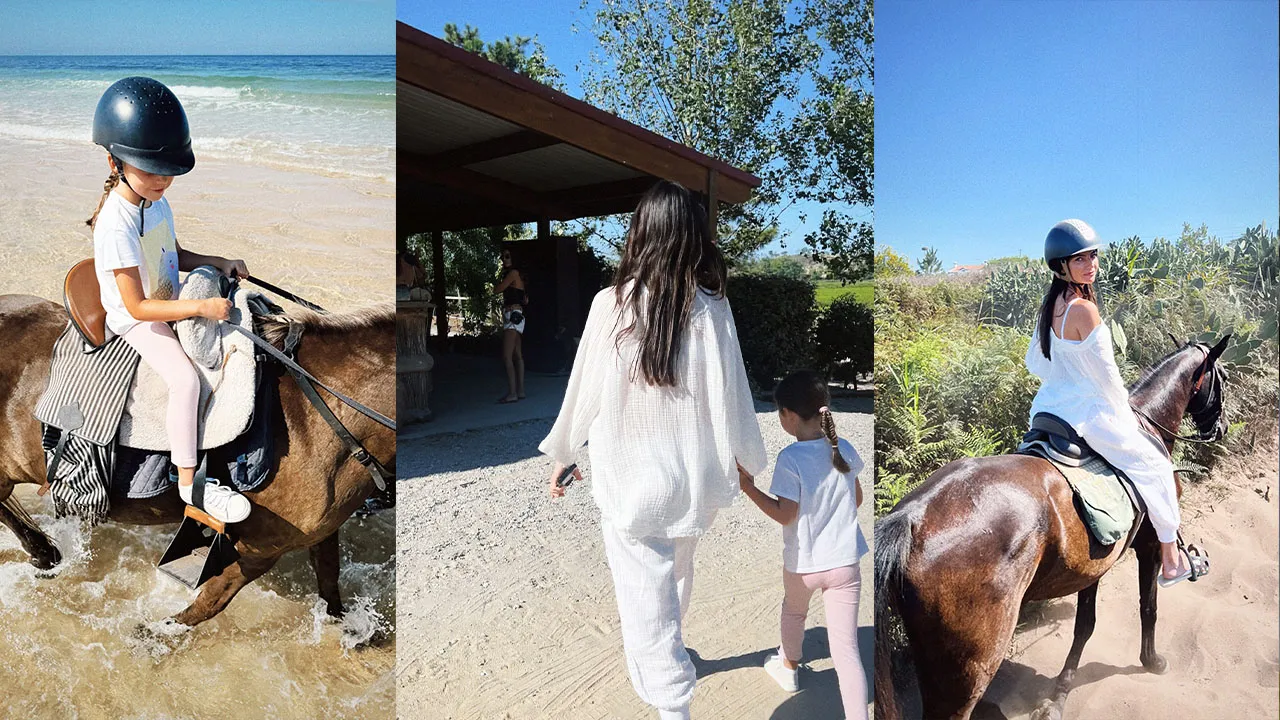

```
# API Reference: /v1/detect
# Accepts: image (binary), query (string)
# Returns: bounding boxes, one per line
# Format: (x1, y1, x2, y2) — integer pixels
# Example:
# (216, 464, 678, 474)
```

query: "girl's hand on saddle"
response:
(548, 463, 583, 499)
(217, 258, 249, 279)
(199, 297, 232, 321)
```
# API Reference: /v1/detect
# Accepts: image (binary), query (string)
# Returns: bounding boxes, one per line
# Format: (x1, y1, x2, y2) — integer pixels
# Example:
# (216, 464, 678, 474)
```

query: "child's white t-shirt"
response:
(93, 191, 182, 338)
(768, 437, 869, 574)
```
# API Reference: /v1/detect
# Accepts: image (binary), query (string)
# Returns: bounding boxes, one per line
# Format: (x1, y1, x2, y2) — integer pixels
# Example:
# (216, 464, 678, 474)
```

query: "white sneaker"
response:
(764, 653, 799, 692)
(179, 480, 251, 524)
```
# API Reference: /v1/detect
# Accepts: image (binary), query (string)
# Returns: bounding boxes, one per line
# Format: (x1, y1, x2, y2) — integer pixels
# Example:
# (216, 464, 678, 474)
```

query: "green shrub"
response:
(814, 295, 872, 386)
(727, 273, 816, 388)
(982, 261, 1048, 330)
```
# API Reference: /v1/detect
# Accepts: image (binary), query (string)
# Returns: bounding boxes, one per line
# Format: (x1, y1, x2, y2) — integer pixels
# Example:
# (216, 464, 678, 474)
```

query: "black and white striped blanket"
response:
(33, 325, 141, 522)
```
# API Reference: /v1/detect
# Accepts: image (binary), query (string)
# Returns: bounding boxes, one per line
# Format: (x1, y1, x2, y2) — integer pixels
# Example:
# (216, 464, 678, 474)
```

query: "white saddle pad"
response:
(116, 267, 259, 451)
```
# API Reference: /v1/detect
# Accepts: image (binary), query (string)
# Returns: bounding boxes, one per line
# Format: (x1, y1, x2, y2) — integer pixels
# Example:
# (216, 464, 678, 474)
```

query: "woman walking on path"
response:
(540, 181, 767, 720)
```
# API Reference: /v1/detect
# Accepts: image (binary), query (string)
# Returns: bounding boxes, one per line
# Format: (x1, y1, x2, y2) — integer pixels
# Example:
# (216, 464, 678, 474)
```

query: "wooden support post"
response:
(432, 229, 447, 340)
(538, 217, 551, 241)
(706, 169, 719, 244)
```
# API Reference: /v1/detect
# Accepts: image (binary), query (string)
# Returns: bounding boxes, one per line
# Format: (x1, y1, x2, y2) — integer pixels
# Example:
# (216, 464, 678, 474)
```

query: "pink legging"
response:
(121, 321, 200, 468)
(780, 564, 866, 720)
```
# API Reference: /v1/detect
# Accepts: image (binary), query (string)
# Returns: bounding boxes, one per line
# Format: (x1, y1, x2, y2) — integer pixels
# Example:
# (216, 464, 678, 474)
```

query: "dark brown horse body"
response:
(0, 294, 395, 628)
(875, 337, 1229, 720)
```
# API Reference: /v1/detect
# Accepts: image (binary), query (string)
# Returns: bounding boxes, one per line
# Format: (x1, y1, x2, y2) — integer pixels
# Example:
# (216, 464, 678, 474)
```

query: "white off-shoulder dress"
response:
(1024, 298, 1181, 542)
(539, 283, 767, 719)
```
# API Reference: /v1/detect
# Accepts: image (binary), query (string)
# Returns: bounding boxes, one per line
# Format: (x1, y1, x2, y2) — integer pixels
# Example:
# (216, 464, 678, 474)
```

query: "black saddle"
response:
(1020, 412, 1094, 466)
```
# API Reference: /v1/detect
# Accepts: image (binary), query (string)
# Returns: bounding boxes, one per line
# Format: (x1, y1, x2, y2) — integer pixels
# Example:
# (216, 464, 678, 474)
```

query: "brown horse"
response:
(0, 293, 395, 629)
(874, 336, 1230, 720)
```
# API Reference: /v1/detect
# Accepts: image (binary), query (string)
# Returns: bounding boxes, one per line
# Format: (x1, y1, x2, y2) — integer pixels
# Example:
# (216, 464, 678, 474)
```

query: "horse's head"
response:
(1177, 334, 1230, 441)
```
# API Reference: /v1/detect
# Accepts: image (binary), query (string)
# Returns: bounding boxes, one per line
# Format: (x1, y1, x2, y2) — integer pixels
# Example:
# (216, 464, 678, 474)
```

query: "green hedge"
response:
(815, 294, 873, 386)
(727, 274, 816, 388)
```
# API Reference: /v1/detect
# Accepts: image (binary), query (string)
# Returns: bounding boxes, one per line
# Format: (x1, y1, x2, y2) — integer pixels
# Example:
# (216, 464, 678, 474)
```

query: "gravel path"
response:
(396, 395, 872, 720)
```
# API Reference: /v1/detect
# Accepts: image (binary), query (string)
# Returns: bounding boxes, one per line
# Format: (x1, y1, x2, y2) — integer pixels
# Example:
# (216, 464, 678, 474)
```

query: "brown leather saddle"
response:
(64, 258, 109, 350)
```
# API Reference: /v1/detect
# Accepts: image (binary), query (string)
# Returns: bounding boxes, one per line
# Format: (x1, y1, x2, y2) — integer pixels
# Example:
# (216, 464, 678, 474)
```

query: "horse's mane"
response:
(1128, 343, 1205, 409)
(257, 303, 395, 348)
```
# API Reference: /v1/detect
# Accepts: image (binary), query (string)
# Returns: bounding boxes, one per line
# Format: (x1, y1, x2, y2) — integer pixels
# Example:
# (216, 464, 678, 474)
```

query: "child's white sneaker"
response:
(764, 652, 799, 692)
(179, 479, 251, 524)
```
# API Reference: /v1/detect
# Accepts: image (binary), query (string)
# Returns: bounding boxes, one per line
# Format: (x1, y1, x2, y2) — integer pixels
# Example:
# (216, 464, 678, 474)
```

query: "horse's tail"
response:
(874, 506, 916, 720)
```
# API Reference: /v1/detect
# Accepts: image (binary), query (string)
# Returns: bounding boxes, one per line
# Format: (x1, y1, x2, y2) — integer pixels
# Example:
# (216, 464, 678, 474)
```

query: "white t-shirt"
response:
(93, 191, 182, 338)
(769, 437, 869, 574)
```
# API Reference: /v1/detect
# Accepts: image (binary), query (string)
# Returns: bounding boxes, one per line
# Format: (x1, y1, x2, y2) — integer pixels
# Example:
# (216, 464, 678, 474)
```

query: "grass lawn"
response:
(815, 279, 873, 306)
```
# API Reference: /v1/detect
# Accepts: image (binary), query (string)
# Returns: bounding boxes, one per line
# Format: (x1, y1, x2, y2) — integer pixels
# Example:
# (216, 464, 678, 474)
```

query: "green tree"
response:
(918, 246, 943, 274)
(581, 0, 872, 279)
(443, 23, 564, 90)
(875, 246, 913, 279)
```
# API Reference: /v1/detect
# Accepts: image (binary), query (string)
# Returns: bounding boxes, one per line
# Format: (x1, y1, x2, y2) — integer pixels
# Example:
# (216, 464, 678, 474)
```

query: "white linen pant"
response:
(1083, 414, 1181, 543)
(601, 519, 703, 720)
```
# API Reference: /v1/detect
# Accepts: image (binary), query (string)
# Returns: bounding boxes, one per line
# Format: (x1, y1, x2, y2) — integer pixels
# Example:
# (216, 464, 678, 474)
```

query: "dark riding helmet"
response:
(92, 77, 195, 177)
(1044, 219, 1101, 279)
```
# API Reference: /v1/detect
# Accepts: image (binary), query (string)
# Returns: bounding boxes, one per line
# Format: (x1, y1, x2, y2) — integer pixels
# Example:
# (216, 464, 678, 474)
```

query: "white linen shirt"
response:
(539, 285, 768, 539)
(1025, 321, 1136, 435)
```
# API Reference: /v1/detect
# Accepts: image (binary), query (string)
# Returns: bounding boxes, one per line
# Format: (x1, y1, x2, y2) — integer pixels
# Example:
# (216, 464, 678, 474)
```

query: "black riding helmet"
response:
(93, 77, 195, 177)
(1044, 219, 1101, 280)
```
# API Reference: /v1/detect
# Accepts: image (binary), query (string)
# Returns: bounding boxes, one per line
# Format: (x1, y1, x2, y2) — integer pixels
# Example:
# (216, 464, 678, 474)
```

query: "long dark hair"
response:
(613, 181, 726, 386)
(1035, 258, 1098, 360)
(774, 370, 851, 473)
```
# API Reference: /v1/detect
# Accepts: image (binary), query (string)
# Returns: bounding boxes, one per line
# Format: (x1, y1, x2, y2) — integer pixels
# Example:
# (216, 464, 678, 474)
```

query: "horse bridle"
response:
(223, 275, 395, 492)
(1130, 342, 1224, 445)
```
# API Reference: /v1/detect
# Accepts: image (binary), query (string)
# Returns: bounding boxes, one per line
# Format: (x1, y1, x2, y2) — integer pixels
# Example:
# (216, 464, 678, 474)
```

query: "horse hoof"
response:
(1142, 652, 1168, 674)
(1031, 699, 1062, 720)
(128, 617, 194, 659)
(28, 545, 62, 572)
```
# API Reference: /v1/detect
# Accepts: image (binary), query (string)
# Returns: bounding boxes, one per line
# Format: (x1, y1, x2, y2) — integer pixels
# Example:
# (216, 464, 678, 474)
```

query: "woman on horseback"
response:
(87, 77, 251, 524)
(540, 180, 767, 720)
(1025, 219, 1192, 585)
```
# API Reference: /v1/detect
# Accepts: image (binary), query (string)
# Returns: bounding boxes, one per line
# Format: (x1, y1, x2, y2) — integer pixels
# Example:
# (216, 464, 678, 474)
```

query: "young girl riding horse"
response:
(1026, 218, 1199, 585)
(87, 77, 251, 524)
(541, 180, 767, 719)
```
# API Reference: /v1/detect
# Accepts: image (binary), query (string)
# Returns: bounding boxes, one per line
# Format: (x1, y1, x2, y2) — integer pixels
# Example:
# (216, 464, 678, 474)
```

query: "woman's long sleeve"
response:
(719, 300, 767, 476)
(538, 291, 612, 466)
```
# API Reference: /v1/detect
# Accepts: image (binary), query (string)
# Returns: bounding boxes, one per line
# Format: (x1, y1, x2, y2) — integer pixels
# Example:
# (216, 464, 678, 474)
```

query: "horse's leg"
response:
(1136, 538, 1167, 673)
(0, 489, 62, 570)
(1031, 583, 1098, 720)
(912, 605, 1019, 720)
(309, 530, 344, 618)
(172, 554, 276, 627)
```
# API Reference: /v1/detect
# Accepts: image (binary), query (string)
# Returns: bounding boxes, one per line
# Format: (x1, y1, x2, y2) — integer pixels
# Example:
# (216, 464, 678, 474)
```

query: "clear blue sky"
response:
(877, 1, 1279, 268)
(0, 1, 392, 55)
(398, 1, 825, 256)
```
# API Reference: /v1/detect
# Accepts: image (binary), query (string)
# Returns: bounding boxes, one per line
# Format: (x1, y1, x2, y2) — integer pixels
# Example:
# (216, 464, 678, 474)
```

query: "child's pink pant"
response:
(780, 564, 866, 720)
(121, 321, 200, 468)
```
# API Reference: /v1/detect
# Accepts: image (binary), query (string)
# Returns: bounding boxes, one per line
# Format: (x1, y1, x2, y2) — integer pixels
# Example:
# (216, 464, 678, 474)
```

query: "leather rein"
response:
(230, 277, 394, 491)
(1129, 344, 1221, 446)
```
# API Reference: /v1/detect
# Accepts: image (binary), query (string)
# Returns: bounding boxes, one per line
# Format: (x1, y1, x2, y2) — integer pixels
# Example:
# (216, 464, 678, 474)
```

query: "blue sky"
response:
(877, 1, 1279, 268)
(0, 1, 392, 55)
(398, 1, 829, 256)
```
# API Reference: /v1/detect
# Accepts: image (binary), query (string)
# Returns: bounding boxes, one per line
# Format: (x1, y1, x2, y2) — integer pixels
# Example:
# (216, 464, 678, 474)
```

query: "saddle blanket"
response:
(1019, 443, 1138, 546)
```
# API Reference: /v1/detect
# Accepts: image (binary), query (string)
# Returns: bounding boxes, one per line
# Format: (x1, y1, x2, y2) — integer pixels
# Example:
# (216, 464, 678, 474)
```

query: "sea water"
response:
(0, 55, 394, 181)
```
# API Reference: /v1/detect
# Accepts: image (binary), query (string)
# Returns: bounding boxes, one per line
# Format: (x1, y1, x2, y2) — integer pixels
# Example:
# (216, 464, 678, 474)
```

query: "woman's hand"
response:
(548, 463, 583, 499)
(200, 297, 232, 321)
(218, 258, 249, 279)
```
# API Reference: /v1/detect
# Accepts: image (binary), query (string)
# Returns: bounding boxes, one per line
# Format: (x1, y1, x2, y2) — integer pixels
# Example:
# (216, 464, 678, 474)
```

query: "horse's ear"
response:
(1208, 334, 1231, 363)
(1167, 332, 1183, 349)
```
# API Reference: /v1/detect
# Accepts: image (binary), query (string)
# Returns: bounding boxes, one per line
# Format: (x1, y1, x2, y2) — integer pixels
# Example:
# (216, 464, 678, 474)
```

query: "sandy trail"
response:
(397, 396, 874, 720)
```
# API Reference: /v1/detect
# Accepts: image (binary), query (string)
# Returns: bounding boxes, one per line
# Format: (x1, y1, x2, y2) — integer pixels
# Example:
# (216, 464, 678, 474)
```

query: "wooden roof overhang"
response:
(396, 21, 761, 233)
